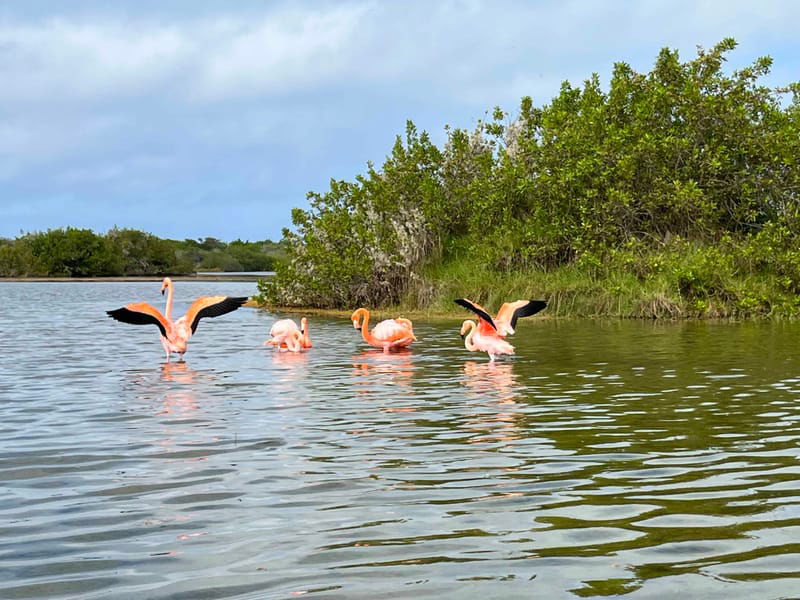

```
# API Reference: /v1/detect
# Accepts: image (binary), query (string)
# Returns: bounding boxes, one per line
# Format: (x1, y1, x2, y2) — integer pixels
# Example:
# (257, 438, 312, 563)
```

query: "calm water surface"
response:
(2, 282, 800, 599)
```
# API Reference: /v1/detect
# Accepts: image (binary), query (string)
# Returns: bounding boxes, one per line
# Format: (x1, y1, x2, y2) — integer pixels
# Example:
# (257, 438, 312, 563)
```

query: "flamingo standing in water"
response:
(106, 277, 248, 360)
(350, 308, 416, 352)
(460, 319, 515, 361)
(264, 318, 312, 352)
(455, 298, 547, 337)
(455, 298, 547, 361)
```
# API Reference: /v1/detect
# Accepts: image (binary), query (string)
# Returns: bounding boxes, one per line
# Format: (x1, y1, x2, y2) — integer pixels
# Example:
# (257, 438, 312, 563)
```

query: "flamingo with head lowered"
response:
(106, 277, 248, 360)
(264, 317, 312, 352)
(350, 308, 416, 352)
(455, 298, 546, 361)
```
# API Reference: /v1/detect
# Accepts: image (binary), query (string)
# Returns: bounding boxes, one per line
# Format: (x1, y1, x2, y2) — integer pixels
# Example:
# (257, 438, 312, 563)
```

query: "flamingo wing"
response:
(454, 298, 497, 331)
(107, 303, 169, 338)
(496, 300, 547, 331)
(185, 296, 248, 334)
(473, 329, 515, 356)
(372, 319, 412, 341)
(270, 319, 299, 337)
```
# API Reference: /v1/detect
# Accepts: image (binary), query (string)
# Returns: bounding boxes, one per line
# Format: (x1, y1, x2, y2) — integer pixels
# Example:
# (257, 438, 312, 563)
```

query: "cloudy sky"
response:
(2, 1, 798, 242)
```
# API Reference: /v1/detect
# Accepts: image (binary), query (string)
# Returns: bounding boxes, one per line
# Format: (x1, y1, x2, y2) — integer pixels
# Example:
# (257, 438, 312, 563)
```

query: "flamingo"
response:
(106, 277, 248, 360)
(454, 298, 547, 337)
(350, 308, 416, 352)
(460, 319, 515, 361)
(264, 318, 312, 352)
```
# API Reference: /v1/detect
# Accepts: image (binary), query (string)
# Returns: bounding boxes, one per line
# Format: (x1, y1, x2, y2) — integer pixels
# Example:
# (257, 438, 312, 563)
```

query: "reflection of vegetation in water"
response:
(258, 39, 800, 318)
(0, 228, 284, 277)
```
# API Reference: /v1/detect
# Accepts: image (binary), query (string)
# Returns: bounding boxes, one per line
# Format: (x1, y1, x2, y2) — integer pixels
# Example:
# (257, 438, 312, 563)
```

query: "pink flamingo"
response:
(460, 319, 515, 361)
(264, 318, 312, 352)
(106, 277, 248, 360)
(455, 298, 547, 337)
(350, 308, 416, 352)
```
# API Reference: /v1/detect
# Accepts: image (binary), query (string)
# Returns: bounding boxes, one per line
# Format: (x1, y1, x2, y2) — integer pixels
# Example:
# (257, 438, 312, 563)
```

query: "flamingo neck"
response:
(164, 280, 174, 321)
(301, 318, 311, 347)
(286, 330, 301, 352)
(463, 320, 478, 351)
(357, 310, 376, 345)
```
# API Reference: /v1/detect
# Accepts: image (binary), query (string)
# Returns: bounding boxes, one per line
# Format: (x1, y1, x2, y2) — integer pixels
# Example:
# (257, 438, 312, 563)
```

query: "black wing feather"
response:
(190, 296, 248, 334)
(510, 300, 547, 330)
(106, 307, 167, 338)
(454, 298, 497, 331)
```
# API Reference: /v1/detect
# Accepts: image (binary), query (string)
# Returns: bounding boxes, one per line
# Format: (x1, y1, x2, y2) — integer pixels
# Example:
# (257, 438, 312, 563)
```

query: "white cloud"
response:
(1, 1, 797, 108)
(197, 4, 369, 99)
(1, 0, 798, 240)
(0, 4, 371, 106)
(0, 18, 189, 103)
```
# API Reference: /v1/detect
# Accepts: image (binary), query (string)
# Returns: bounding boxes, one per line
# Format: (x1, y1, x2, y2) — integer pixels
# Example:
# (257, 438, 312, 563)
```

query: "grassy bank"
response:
(391, 238, 800, 319)
(257, 242, 800, 320)
(259, 235, 800, 320)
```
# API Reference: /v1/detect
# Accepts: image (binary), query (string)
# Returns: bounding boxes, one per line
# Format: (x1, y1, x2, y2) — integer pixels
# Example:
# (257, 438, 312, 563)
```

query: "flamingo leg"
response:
(160, 337, 171, 361)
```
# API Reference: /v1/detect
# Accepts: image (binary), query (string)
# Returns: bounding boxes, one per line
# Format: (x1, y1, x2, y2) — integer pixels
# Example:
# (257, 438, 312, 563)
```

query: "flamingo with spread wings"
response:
(351, 308, 416, 352)
(455, 298, 547, 337)
(455, 298, 546, 361)
(106, 277, 248, 360)
(460, 319, 515, 361)
(264, 317, 312, 352)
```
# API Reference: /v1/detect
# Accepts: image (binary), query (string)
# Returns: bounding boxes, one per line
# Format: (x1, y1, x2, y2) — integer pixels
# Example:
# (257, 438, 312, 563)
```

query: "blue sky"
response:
(2, 1, 798, 242)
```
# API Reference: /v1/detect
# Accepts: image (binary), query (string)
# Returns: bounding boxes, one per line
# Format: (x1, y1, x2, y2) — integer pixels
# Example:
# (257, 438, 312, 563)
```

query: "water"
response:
(2, 282, 800, 599)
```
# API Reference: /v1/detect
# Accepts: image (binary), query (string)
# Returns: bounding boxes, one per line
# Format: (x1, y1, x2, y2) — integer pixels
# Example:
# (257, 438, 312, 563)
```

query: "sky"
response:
(1, 0, 799, 242)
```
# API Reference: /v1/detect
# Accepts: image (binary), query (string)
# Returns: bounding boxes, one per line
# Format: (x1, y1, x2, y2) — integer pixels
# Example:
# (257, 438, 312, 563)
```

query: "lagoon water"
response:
(3, 281, 800, 599)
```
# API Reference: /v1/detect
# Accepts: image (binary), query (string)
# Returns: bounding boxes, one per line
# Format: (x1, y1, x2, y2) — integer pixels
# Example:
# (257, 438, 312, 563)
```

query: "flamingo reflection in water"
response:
(158, 361, 203, 416)
(267, 343, 311, 407)
(160, 360, 201, 384)
(351, 349, 415, 411)
(461, 361, 524, 443)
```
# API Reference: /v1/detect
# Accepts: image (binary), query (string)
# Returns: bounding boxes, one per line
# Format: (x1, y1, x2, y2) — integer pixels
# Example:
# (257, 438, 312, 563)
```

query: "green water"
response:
(2, 282, 800, 598)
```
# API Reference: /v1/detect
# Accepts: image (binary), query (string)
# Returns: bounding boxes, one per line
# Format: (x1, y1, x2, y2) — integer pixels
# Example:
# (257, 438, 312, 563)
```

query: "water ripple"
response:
(3, 284, 800, 597)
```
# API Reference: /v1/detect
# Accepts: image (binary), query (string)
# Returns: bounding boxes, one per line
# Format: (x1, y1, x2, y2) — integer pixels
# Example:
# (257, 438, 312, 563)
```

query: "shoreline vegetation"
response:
(254, 39, 800, 320)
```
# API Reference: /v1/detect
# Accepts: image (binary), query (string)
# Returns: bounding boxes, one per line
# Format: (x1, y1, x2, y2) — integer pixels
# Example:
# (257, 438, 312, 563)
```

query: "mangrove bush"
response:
(258, 39, 800, 317)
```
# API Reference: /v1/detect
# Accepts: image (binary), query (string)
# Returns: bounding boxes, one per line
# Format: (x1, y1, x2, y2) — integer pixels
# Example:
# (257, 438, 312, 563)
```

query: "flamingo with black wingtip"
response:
(455, 298, 547, 361)
(106, 277, 248, 360)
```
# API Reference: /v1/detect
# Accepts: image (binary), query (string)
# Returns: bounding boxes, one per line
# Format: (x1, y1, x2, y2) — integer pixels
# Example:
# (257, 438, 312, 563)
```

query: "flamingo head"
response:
(350, 308, 366, 330)
(460, 320, 475, 339)
(161, 277, 172, 296)
(300, 317, 308, 334)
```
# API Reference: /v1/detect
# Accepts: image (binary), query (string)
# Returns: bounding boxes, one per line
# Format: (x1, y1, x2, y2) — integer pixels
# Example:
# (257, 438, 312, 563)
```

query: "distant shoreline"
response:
(0, 273, 273, 283)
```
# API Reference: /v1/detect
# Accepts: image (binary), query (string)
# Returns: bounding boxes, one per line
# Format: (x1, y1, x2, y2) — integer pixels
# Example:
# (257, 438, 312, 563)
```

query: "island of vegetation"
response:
(255, 39, 800, 318)
(0, 228, 283, 278)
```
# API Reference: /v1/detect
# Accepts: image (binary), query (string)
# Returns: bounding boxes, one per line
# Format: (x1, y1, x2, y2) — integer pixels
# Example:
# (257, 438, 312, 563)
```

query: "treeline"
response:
(258, 39, 800, 317)
(0, 227, 283, 277)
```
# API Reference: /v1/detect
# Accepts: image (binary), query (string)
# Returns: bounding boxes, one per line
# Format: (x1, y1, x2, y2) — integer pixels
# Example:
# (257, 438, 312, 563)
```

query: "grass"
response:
(390, 240, 800, 320)
(256, 236, 800, 320)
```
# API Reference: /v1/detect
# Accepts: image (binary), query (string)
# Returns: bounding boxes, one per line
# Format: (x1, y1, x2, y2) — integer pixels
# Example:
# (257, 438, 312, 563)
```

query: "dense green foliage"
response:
(0, 228, 283, 277)
(258, 39, 800, 317)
